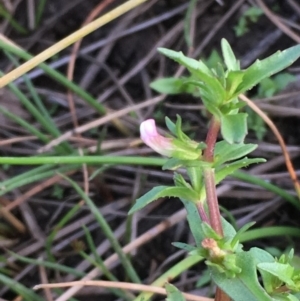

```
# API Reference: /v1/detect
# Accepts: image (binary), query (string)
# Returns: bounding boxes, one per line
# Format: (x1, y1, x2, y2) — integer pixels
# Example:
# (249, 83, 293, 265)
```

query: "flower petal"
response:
(140, 119, 173, 157)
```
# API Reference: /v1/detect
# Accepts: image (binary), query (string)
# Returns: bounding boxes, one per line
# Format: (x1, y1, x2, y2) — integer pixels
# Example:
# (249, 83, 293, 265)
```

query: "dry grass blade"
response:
(0, 205, 26, 233)
(38, 95, 164, 153)
(66, 0, 115, 128)
(0, 0, 149, 88)
(34, 280, 212, 301)
(3, 171, 76, 212)
(53, 208, 186, 301)
(256, 0, 300, 43)
(239, 94, 300, 199)
(38, 259, 54, 301)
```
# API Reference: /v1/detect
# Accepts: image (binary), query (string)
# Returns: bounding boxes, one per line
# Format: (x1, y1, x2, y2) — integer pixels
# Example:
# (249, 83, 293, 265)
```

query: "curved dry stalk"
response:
(239, 94, 300, 199)
(66, 0, 115, 197)
(3, 171, 76, 211)
(0, 202, 26, 233)
(256, 0, 300, 43)
(34, 280, 212, 301)
(38, 260, 54, 301)
(66, 0, 115, 129)
(38, 95, 164, 153)
(54, 208, 185, 301)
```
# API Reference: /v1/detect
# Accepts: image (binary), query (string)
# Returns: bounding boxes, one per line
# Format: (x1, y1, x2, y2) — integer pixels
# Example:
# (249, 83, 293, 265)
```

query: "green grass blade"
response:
(36, 0, 47, 26)
(0, 165, 79, 196)
(0, 273, 44, 301)
(0, 156, 166, 166)
(9, 252, 86, 277)
(233, 171, 300, 211)
(0, 70, 70, 154)
(46, 201, 82, 262)
(240, 226, 300, 243)
(3, 51, 72, 153)
(134, 254, 203, 301)
(0, 40, 106, 115)
(62, 174, 141, 284)
(184, 0, 197, 47)
(0, 4, 28, 34)
(0, 105, 49, 143)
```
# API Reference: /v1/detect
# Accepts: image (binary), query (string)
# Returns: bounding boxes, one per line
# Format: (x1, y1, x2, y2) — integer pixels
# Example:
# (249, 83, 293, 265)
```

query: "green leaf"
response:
(203, 49, 223, 69)
(164, 116, 190, 141)
(258, 262, 295, 288)
(173, 173, 192, 189)
(180, 199, 205, 246)
(234, 44, 300, 96)
(172, 242, 197, 252)
(245, 6, 263, 22)
(221, 113, 248, 144)
(174, 115, 190, 141)
(129, 186, 199, 214)
(231, 222, 256, 247)
(187, 166, 203, 193)
(258, 73, 296, 98)
(226, 70, 245, 96)
(165, 116, 177, 136)
(214, 141, 258, 166)
(158, 48, 213, 76)
(186, 78, 226, 106)
(215, 157, 266, 184)
(222, 217, 237, 239)
(158, 48, 227, 106)
(162, 158, 184, 170)
(165, 283, 186, 301)
(211, 251, 273, 301)
(221, 38, 240, 71)
(184, 0, 197, 47)
(273, 73, 296, 91)
(203, 101, 222, 119)
(201, 221, 222, 239)
(150, 77, 195, 95)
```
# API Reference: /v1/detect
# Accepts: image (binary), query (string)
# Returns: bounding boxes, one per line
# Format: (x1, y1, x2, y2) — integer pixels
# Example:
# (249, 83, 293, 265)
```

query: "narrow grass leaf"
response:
(0, 273, 44, 301)
(165, 283, 186, 301)
(62, 174, 141, 284)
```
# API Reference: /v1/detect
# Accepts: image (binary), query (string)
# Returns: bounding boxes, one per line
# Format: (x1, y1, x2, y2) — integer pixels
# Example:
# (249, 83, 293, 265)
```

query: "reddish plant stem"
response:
(203, 167, 223, 236)
(196, 202, 210, 224)
(203, 117, 223, 236)
(204, 117, 220, 163)
(203, 117, 230, 301)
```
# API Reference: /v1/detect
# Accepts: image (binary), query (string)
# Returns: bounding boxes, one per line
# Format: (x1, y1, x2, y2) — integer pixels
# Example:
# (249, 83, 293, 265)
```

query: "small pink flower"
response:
(140, 119, 174, 157)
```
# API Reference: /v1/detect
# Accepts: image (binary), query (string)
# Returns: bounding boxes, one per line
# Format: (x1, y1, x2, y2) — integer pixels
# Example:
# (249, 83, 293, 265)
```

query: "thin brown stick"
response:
(239, 94, 300, 199)
(66, 1, 115, 199)
(34, 280, 212, 301)
(54, 209, 185, 301)
(38, 95, 164, 153)
(256, 0, 300, 43)
(3, 170, 76, 211)
(0, 204, 26, 233)
(66, 0, 115, 129)
(38, 258, 54, 301)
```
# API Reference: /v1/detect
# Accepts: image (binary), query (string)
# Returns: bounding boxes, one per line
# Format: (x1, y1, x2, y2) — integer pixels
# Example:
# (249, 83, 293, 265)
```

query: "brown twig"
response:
(38, 258, 54, 301)
(240, 94, 300, 199)
(34, 280, 212, 301)
(256, 0, 300, 43)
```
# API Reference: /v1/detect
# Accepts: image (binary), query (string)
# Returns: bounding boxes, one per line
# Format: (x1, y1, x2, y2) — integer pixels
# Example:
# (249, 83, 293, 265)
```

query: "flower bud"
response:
(140, 119, 201, 160)
(140, 119, 174, 157)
